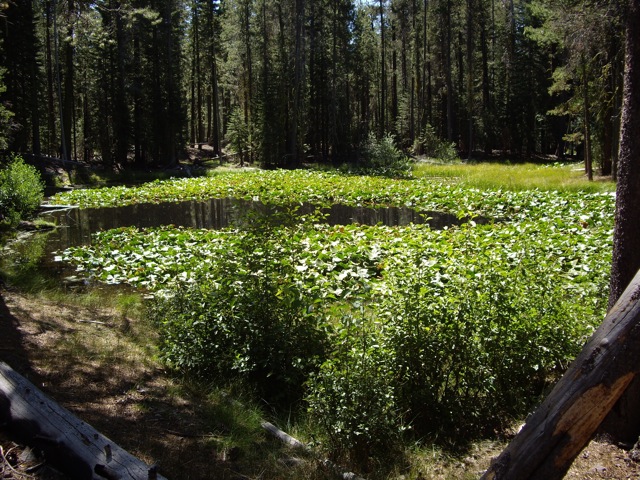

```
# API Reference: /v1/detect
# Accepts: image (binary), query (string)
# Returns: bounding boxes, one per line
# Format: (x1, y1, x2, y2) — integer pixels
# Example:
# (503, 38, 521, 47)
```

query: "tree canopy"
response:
(0, 0, 627, 170)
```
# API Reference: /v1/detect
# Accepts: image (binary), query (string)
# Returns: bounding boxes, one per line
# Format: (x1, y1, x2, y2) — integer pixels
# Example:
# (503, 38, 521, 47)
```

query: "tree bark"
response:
(208, 0, 221, 157)
(466, 0, 474, 160)
(61, 0, 74, 161)
(481, 268, 640, 480)
(598, 0, 640, 444)
(609, 0, 640, 309)
(0, 362, 166, 480)
(582, 55, 593, 181)
(380, 0, 386, 135)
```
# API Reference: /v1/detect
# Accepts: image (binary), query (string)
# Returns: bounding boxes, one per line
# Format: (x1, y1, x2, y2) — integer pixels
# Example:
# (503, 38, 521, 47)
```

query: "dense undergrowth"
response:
(53, 167, 614, 473)
(0, 155, 44, 228)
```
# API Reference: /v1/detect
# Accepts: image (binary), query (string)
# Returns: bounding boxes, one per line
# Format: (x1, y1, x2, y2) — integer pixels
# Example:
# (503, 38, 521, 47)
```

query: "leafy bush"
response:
(306, 313, 405, 471)
(147, 225, 330, 404)
(0, 155, 44, 227)
(413, 124, 459, 162)
(358, 133, 412, 178)
(377, 223, 600, 437)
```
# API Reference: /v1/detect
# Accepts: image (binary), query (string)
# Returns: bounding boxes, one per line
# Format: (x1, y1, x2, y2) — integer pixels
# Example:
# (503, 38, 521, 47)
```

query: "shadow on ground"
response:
(0, 288, 311, 480)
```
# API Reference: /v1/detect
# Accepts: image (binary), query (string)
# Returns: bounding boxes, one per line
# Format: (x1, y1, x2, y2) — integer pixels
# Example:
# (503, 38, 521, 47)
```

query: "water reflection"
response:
(41, 198, 487, 252)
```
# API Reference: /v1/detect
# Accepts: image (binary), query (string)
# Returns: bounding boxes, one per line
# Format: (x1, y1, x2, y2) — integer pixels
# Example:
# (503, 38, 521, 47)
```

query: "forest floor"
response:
(2, 287, 640, 479)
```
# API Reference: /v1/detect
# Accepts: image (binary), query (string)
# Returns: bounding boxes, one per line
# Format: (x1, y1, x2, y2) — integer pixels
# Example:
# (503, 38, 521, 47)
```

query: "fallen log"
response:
(481, 268, 640, 480)
(0, 361, 166, 480)
(260, 421, 367, 480)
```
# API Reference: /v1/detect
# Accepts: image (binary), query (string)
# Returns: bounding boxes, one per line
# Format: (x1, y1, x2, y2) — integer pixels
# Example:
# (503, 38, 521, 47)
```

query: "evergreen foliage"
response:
(0, 0, 624, 171)
(358, 132, 412, 177)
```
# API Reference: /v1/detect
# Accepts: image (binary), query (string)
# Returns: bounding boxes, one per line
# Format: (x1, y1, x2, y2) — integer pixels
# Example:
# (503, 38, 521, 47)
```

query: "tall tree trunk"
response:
(411, 0, 419, 143)
(62, 0, 74, 161)
(195, 6, 204, 150)
(190, 40, 196, 147)
(330, 0, 338, 161)
(290, 0, 304, 166)
(601, 0, 640, 445)
(45, 0, 57, 156)
(29, 0, 40, 156)
(391, 19, 398, 130)
(113, 0, 129, 166)
(582, 55, 593, 181)
(608, 0, 640, 327)
(189, 2, 197, 149)
(481, 12, 491, 154)
(243, 0, 252, 132)
(260, 0, 269, 168)
(445, 0, 454, 142)
(208, 0, 221, 156)
(133, 26, 144, 167)
(466, 0, 474, 160)
(424, 0, 432, 127)
(380, 0, 386, 135)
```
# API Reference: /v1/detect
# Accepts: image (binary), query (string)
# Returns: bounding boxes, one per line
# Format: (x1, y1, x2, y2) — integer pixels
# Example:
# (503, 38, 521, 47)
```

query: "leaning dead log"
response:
(481, 269, 640, 480)
(0, 362, 166, 480)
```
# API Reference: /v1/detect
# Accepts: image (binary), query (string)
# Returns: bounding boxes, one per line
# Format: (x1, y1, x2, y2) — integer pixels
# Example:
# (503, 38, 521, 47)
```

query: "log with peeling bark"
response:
(0, 361, 166, 480)
(481, 269, 640, 480)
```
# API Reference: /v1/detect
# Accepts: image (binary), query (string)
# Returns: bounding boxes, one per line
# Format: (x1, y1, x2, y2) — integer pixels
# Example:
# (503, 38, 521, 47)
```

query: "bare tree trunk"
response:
(599, 0, 640, 445)
(290, 0, 304, 166)
(45, 0, 57, 156)
(209, 0, 221, 156)
(444, 0, 454, 142)
(609, 0, 640, 310)
(466, 0, 474, 160)
(61, 0, 74, 161)
(380, 0, 386, 135)
(582, 55, 593, 181)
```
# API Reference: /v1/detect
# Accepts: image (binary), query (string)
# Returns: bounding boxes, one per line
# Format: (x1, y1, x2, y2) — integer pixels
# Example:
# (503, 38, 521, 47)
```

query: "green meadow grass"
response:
(412, 160, 615, 193)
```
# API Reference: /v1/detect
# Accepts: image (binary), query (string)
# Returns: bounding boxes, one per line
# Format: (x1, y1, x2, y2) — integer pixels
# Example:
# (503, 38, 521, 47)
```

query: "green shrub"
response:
(413, 124, 459, 162)
(306, 313, 405, 470)
(0, 155, 44, 227)
(358, 133, 412, 178)
(147, 226, 330, 404)
(377, 224, 598, 437)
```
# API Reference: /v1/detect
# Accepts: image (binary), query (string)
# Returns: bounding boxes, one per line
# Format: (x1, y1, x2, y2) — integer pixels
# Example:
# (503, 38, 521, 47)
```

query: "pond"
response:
(40, 197, 486, 252)
(2, 198, 489, 289)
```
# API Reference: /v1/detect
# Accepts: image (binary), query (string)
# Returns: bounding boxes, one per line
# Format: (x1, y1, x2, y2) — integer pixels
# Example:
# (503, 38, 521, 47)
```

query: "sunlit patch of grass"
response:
(398, 438, 507, 479)
(412, 161, 615, 193)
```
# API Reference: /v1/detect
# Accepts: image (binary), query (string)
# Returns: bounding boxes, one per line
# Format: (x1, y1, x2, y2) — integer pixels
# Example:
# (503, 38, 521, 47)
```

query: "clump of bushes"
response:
(358, 133, 412, 178)
(413, 123, 459, 162)
(0, 155, 44, 227)
(147, 226, 330, 404)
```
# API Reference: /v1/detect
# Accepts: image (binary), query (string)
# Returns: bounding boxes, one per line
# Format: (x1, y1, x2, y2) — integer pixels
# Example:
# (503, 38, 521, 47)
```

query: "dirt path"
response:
(1, 287, 640, 479)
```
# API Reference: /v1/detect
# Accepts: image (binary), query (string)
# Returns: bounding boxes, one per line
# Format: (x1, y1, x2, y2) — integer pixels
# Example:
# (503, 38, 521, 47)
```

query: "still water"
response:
(40, 197, 483, 252)
(3, 198, 488, 287)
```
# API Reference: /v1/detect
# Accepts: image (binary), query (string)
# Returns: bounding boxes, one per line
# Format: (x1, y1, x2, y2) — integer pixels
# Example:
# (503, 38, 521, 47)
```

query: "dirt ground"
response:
(2, 288, 640, 479)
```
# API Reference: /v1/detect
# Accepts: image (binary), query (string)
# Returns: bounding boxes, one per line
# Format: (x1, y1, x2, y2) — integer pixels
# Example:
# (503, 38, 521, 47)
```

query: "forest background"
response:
(0, 0, 625, 173)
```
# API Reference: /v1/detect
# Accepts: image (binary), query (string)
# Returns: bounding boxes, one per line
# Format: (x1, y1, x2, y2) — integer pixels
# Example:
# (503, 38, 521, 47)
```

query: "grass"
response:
(412, 160, 616, 192)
